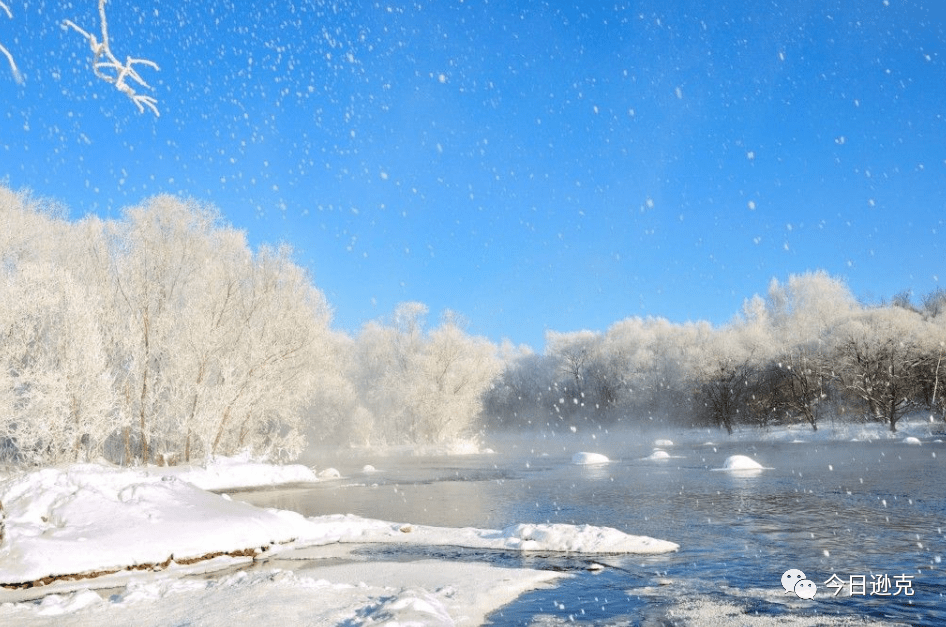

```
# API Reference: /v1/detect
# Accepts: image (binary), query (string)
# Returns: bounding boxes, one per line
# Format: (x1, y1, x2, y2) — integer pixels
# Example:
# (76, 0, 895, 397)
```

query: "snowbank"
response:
(161, 453, 318, 491)
(0, 464, 321, 584)
(572, 451, 610, 465)
(0, 464, 677, 588)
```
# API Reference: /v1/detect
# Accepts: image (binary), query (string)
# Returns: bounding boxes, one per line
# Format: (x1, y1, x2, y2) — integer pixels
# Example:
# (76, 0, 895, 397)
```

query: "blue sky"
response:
(2, 1, 943, 349)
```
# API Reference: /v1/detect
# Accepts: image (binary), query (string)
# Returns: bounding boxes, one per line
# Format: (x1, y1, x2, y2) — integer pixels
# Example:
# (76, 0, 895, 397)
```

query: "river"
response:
(234, 430, 945, 625)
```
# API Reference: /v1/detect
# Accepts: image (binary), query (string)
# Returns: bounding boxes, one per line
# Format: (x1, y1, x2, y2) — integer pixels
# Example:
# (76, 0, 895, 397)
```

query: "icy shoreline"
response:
(0, 460, 676, 625)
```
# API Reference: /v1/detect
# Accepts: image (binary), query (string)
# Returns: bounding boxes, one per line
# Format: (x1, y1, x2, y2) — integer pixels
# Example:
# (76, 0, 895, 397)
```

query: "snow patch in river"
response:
(571, 452, 610, 465)
(714, 455, 769, 472)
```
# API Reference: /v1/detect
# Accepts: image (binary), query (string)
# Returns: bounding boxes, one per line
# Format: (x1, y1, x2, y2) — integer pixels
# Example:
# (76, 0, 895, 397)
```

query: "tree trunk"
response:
(139, 374, 149, 463)
(212, 406, 233, 455)
(123, 426, 131, 466)
(139, 309, 151, 464)
(933, 354, 943, 422)
(887, 387, 899, 433)
(72, 394, 82, 461)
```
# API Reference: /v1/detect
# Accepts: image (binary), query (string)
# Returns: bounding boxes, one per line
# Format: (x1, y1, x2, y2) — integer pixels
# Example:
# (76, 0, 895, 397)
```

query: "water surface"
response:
(237, 435, 946, 625)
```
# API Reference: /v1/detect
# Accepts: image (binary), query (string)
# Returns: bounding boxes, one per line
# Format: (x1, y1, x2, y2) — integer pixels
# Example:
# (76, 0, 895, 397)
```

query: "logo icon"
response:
(782, 568, 817, 599)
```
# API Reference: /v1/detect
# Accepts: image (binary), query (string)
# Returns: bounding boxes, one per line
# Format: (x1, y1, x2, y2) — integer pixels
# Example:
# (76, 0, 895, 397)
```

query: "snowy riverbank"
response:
(0, 460, 677, 625)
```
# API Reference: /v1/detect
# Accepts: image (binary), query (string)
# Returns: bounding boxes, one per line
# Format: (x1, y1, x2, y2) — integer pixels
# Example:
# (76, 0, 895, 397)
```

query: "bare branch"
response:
(1, 1, 23, 84)
(63, 0, 160, 116)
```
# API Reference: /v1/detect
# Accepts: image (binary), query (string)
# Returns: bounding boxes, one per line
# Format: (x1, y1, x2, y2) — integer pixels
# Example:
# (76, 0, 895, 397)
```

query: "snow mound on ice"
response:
(572, 452, 610, 465)
(318, 467, 341, 479)
(654, 439, 674, 447)
(362, 464, 378, 473)
(645, 449, 671, 461)
(715, 455, 768, 472)
(496, 523, 678, 554)
(903, 436, 922, 445)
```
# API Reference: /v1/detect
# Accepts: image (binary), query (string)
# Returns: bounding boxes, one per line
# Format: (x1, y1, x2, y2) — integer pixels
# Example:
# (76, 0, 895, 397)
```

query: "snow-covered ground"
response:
(0, 560, 563, 627)
(0, 458, 677, 625)
(1, 417, 939, 625)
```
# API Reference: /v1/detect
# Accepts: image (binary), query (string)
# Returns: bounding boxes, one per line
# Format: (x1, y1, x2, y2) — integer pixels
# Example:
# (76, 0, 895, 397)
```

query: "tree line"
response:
(3, 186, 944, 466)
(485, 272, 946, 434)
(0, 187, 498, 466)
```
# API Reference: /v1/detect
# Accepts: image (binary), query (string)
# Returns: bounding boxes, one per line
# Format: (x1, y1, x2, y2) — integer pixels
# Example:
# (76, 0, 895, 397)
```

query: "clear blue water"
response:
(238, 433, 946, 625)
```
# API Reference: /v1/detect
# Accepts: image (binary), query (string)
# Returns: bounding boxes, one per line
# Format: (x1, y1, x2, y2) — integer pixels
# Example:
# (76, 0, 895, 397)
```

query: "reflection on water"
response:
(237, 438, 946, 626)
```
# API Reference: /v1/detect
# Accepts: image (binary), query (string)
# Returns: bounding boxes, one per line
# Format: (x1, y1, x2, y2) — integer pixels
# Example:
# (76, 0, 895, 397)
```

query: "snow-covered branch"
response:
(1, 1, 23, 84)
(63, 0, 160, 116)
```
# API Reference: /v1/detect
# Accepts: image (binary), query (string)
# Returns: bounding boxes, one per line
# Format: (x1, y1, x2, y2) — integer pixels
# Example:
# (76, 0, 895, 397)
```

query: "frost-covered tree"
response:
(423, 313, 500, 441)
(303, 331, 371, 448)
(833, 306, 925, 432)
(0, 188, 71, 265)
(746, 273, 858, 430)
(691, 323, 763, 434)
(205, 244, 332, 460)
(0, 186, 337, 466)
(482, 341, 554, 429)
(481, 270, 943, 436)
(0, 263, 116, 464)
(350, 304, 500, 447)
(104, 196, 217, 463)
(921, 288, 946, 320)
(766, 272, 857, 349)
(353, 306, 421, 444)
(545, 330, 601, 415)
(103, 196, 333, 463)
(0, 190, 117, 464)
(911, 328, 946, 422)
